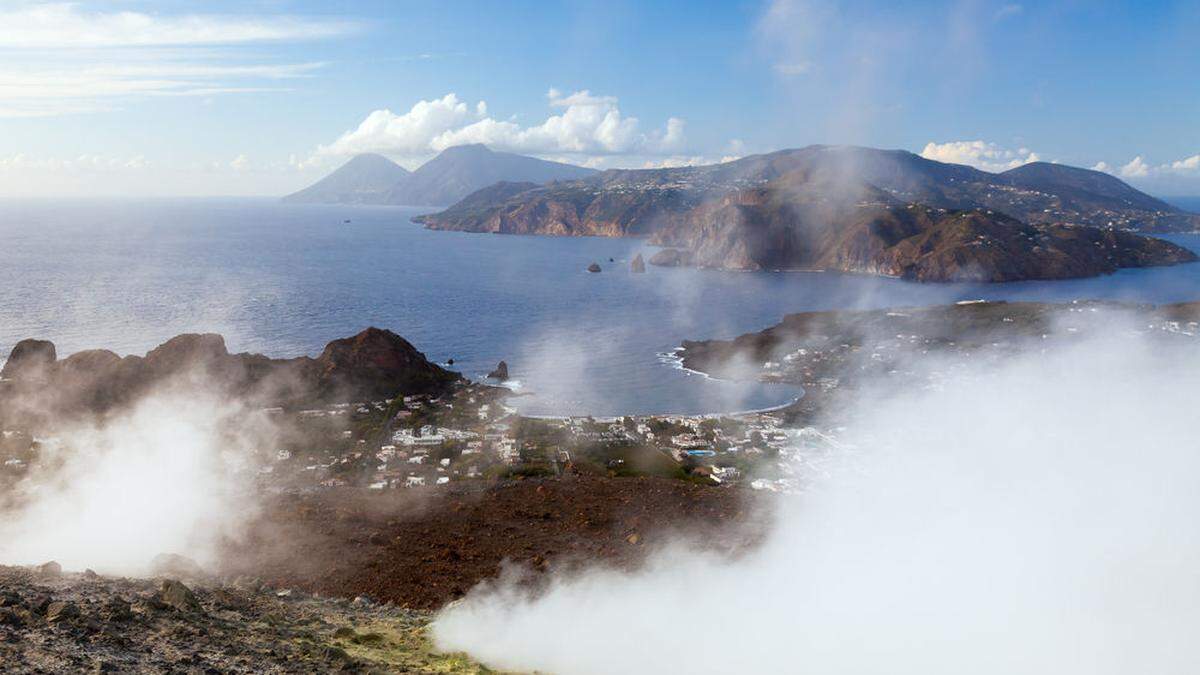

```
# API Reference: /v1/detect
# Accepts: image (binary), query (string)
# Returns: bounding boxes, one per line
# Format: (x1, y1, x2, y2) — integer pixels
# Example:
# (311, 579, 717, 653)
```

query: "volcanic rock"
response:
(158, 579, 202, 614)
(630, 253, 646, 273)
(37, 561, 63, 579)
(45, 600, 79, 623)
(0, 339, 56, 381)
(587, 262, 602, 273)
(487, 360, 509, 381)
(1, 327, 460, 421)
(314, 327, 459, 401)
(649, 249, 693, 267)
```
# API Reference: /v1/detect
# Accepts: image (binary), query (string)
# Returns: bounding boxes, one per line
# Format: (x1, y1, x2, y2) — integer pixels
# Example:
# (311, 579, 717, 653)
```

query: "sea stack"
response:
(587, 262, 602, 273)
(630, 253, 646, 273)
(487, 360, 509, 380)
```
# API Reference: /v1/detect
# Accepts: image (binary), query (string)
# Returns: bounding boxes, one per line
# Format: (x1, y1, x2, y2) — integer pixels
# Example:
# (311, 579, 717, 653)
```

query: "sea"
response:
(2, 197, 1200, 416)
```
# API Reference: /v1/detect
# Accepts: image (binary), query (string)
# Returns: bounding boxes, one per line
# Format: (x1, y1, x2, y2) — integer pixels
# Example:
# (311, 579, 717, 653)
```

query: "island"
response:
(414, 145, 1200, 282)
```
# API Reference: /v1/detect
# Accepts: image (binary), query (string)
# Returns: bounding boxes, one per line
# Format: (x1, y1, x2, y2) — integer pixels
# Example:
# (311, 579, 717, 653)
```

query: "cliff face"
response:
(646, 183, 1197, 282)
(0, 328, 459, 422)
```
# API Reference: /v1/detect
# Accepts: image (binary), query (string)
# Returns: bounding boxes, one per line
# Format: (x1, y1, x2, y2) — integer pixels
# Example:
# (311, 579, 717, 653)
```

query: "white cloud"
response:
(920, 140, 1041, 172)
(1091, 153, 1200, 187)
(229, 154, 250, 172)
(316, 89, 688, 165)
(0, 3, 359, 48)
(0, 4, 351, 117)
(1119, 155, 1150, 178)
(1167, 154, 1200, 173)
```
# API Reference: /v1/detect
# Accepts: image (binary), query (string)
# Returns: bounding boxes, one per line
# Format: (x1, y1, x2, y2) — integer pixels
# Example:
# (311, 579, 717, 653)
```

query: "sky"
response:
(0, 0, 1197, 197)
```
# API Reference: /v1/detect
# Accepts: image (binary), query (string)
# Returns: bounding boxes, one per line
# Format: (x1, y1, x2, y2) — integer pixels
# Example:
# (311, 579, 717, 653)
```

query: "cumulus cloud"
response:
(919, 140, 1041, 172)
(1167, 154, 1200, 173)
(1090, 153, 1200, 184)
(316, 89, 687, 165)
(1118, 155, 1150, 178)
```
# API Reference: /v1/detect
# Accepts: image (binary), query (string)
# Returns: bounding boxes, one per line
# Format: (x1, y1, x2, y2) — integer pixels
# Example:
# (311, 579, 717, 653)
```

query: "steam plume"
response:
(434, 329, 1200, 674)
(0, 378, 268, 575)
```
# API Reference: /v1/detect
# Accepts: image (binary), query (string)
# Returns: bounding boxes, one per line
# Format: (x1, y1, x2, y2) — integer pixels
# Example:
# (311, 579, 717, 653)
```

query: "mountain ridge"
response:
(283, 144, 597, 207)
(413, 145, 1199, 282)
(281, 153, 410, 205)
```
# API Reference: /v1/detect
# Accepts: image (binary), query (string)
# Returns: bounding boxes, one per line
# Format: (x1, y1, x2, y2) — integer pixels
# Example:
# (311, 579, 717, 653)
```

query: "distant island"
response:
(282, 144, 595, 207)
(287, 143, 1199, 283)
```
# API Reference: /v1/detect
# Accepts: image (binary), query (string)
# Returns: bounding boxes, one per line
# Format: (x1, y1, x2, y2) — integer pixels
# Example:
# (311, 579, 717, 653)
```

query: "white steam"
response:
(433, 333, 1200, 674)
(0, 382, 266, 575)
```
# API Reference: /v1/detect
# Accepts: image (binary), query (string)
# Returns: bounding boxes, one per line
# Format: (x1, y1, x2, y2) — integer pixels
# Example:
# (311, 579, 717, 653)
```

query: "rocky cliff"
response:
(0, 328, 460, 421)
(646, 174, 1197, 281)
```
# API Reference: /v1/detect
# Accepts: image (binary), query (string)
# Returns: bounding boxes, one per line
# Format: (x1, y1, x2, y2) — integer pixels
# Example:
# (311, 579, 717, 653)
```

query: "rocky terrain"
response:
(0, 564, 494, 673)
(284, 144, 595, 207)
(416, 145, 1200, 282)
(0, 327, 460, 425)
(221, 475, 762, 611)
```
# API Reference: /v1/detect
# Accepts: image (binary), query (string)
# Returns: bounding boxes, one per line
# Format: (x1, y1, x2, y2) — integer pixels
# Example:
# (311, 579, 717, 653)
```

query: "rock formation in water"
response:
(630, 253, 646, 273)
(587, 262, 602, 273)
(486, 361, 509, 381)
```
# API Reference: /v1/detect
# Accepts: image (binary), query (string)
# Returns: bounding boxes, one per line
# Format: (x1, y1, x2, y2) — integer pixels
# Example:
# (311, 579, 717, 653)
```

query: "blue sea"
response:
(2, 197, 1200, 416)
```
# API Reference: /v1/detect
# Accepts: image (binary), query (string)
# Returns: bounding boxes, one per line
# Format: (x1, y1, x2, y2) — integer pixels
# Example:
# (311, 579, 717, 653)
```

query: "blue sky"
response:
(0, 0, 1197, 196)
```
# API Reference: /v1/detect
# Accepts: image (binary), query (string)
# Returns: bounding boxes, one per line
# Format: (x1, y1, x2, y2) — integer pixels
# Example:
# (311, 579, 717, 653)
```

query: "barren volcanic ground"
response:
(221, 476, 766, 611)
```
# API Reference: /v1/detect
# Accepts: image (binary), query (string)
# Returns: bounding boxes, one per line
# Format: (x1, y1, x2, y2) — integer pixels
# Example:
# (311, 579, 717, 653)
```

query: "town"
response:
(0, 379, 843, 498)
(255, 380, 839, 494)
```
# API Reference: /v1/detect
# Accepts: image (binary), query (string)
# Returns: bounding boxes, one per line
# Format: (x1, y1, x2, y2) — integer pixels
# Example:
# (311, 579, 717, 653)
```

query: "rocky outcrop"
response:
(0, 340, 56, 381)
(0, 328, 460, 421)
(630, 253, 646, 273)
(587, 262, 602, 273)
(312, 327, 459, 402)
(648, 249, 694, 267)
(486, 361, 509, 381)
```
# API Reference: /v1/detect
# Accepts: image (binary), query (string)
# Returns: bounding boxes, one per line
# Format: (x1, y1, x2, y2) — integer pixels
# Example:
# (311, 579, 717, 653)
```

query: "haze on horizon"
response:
(0, 0, 1198, 199)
